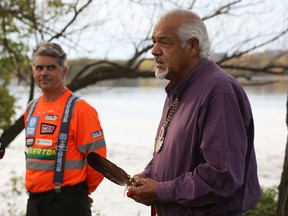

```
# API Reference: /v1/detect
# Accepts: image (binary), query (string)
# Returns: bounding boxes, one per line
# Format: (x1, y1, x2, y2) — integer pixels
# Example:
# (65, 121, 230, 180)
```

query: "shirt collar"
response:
(165, 58, 210, 100)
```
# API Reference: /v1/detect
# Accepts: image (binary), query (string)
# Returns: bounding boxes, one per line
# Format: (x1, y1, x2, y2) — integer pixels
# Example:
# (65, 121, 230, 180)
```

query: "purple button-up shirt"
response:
(144, 58, 261, 216)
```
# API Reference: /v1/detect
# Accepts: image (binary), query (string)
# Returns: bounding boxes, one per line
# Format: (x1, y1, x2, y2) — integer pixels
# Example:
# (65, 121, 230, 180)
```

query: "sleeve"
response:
(74, 99, 107, 193)
(157, 92, 251, 206)
(143, 159, 153, 178)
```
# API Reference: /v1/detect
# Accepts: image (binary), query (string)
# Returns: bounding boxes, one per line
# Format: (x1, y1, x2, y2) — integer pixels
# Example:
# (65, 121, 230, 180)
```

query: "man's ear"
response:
(187, 37, 200, 56)
(63, 67, 68, 77)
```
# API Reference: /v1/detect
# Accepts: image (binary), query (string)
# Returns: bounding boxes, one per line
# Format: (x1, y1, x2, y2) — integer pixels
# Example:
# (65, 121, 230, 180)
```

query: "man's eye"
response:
(161, 41, 169, 45)
(47, 65, 56, 71)
(35, 65, 44, 71)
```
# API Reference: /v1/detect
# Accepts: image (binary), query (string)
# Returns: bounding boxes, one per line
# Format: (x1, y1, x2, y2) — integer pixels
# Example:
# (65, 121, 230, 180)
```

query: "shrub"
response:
(244, 187, 277, 216)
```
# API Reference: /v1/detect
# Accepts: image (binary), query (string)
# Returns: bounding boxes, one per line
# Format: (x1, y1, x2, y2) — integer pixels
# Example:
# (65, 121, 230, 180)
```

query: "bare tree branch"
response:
(202, 0, 242, 20)
(217, 28, 288, 65)
(49, 0, 94, 41)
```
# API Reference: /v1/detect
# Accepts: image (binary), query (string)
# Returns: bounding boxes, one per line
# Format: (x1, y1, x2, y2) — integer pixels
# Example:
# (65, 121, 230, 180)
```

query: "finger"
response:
(135, 178, 145, 186)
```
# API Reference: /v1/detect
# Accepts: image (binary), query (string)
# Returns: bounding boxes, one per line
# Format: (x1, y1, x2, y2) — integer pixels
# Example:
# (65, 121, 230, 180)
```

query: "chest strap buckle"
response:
(54, 184, 61, 193)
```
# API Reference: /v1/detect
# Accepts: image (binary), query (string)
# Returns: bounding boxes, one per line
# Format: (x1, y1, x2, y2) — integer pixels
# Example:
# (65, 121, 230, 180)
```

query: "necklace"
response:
(155, 98, 179, 153)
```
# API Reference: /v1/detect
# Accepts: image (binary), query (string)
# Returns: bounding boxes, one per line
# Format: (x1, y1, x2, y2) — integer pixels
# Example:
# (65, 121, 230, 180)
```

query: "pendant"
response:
(155, 138, 164, 153)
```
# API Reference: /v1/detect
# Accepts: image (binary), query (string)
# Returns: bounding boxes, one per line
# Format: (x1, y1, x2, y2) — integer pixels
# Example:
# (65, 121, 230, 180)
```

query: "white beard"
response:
(155, 68, 169, 80)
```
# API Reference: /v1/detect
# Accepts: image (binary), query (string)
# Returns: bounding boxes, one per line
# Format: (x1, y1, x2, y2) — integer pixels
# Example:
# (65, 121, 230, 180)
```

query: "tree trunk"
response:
(1, 115, 24, 148)
(276, 93, 288, 215)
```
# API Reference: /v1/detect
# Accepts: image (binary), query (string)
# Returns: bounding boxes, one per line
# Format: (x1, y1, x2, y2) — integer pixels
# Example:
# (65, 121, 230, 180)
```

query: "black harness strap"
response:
(26, 98, 39, 125)
(54, 94, 79, 192)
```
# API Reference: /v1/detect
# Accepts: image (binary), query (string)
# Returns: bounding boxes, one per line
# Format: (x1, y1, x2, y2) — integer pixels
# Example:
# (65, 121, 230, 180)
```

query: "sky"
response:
(40, 0, 288, 60)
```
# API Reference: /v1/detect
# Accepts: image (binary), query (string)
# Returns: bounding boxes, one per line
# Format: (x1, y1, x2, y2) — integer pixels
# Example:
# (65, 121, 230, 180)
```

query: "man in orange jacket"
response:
(24, 42, 106, 216)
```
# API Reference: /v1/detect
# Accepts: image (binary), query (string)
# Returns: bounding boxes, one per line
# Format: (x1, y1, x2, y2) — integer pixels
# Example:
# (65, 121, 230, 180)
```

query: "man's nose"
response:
(151, 43, 162, 56)
(38, 68, 50, 77)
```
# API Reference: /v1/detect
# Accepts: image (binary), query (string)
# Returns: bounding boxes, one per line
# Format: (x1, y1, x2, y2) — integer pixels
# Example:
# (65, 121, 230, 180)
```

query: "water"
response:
(1, 79, 287, 215)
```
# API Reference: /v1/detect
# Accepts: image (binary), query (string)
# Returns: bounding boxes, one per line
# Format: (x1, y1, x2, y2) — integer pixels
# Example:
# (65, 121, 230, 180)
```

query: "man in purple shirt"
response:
(128, 9, 261, 216)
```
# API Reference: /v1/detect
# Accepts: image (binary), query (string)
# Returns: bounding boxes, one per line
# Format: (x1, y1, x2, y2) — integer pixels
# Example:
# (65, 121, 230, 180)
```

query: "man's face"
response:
(32, 56, 67, 92)
(151, 17, 191, 83)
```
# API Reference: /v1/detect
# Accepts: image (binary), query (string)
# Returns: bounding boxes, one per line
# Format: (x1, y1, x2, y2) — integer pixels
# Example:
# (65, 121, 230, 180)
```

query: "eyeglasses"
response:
(33, 64, 57, 72)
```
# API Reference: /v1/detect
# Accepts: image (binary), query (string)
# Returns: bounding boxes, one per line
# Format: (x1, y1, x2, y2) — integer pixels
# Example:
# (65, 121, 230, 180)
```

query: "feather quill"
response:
(87, 152, 133, 186)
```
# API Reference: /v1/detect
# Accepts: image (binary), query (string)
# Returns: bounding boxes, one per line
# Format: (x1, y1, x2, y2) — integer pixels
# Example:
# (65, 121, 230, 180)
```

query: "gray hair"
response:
(162, 9, 211, 58)
(31, 42, 67, 67)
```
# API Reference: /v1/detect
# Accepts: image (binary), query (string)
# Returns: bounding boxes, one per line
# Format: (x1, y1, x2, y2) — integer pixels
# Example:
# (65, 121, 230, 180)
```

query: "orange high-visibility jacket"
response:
(24, 89, 106, 193)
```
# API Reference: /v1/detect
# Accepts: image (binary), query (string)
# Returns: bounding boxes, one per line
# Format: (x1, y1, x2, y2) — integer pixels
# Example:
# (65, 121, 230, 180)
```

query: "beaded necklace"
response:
(155, 98, 179, 153)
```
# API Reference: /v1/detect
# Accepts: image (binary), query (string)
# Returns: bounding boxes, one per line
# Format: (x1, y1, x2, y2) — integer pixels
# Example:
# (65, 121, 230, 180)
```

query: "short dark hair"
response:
(31, 42, 67, 67)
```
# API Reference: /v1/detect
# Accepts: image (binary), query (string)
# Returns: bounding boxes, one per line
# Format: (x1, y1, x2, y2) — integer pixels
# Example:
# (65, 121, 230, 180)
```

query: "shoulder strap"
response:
(26, 98, 40, 123)
(54, 93, 79, 192)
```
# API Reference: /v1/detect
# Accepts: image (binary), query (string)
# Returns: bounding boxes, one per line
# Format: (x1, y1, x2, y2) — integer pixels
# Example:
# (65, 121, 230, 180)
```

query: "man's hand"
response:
(132, 173, 148, 182)
(127, 178, 157, 206)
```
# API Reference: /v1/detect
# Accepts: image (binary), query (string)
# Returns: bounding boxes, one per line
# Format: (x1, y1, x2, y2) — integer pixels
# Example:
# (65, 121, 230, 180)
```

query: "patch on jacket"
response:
(91, 130, 103, 139)
(40, 123, 56, 134)
(26, 116, 38, 136)
(26, 147, 56, 160)
(35, 139, 53, 146)
(26, 138, 34, 147)
(44, 114, 58, 121)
